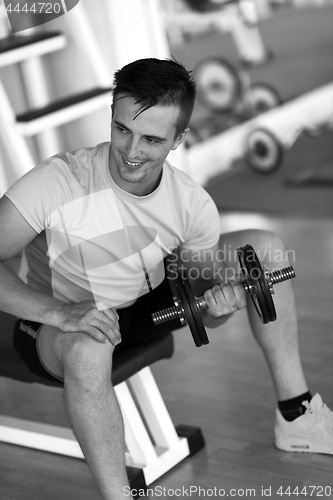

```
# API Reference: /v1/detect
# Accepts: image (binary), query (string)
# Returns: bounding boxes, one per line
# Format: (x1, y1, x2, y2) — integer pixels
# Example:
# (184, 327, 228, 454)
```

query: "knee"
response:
(251, 229, 284, 250)
(244, 229, 292, 266)
(62, 333, 114, 391)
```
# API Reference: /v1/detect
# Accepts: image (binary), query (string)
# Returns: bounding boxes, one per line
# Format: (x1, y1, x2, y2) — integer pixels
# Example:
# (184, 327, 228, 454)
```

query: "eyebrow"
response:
(114, 120, 168, 142)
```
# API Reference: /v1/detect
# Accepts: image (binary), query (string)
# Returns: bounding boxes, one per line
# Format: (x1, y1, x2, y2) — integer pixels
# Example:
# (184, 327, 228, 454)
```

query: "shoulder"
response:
(51, 142, 107, 189)
(163, 160, 197, 186)
(163, 161, 216, 206)
(4, 143, 108, 231)
(8, 143, 107, 198)
(162, 161, 220, 248)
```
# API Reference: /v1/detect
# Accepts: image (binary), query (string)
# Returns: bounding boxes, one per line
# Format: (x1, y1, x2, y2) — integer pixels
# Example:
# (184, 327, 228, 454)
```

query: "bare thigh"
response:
(218, 229, 285, 270)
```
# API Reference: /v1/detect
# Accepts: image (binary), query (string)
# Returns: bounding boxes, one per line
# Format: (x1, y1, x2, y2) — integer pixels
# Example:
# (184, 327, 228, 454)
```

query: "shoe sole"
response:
(276, 436, 333, 455)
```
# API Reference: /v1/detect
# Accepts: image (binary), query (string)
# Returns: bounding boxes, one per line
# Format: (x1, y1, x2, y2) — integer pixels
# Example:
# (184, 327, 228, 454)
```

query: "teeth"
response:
(124, 158, 143, 167)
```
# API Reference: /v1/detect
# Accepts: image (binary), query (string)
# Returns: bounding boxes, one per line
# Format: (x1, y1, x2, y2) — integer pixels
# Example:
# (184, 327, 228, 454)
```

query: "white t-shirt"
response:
(5, 142, 220, 309)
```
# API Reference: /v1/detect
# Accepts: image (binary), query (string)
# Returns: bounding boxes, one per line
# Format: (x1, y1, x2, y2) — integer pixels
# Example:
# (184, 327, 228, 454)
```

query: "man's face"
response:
(110, 95, 187, 195)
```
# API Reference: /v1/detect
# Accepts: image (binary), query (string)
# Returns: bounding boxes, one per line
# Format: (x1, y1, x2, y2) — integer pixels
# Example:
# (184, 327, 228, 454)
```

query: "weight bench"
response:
(0, 311, 205, 491)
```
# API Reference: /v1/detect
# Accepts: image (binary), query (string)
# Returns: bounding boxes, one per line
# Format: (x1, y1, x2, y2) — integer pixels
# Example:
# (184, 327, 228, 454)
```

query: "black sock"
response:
(278, 391, 312, 421)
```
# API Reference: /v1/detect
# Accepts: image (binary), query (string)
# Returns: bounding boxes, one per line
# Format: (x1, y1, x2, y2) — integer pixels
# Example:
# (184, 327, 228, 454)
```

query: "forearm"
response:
(0, 261, 64, 326)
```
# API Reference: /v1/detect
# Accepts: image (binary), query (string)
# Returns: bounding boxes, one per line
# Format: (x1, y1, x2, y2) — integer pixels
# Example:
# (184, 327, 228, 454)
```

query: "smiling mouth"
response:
(122, 157, 145, 167)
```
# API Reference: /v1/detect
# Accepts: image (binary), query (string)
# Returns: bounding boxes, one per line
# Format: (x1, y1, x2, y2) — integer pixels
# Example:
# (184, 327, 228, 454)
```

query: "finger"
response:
(204, 285, 225, 303)
(210, 284, 236, 307)
(91, 318, 121, 345)
(218, 283, 235, 302)
(210, 284, 223, 305)
(94, 303, 119, 325)
(204, 287, 233, 316)
(227, 280, 244, 298)
(85, 326, 121, 345)
(101, 308, 119, 323)
(93, 310, 119, 332)
(207, 284, 240, 315)
(84, 326, 121, 346)
(227, 280, 247, 307)
(83, 326, 110, 344)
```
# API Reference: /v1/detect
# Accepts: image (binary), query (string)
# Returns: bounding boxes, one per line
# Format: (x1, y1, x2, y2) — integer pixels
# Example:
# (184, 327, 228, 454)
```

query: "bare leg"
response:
(219, 229, 308, 400)
(38, 326, 132, 500)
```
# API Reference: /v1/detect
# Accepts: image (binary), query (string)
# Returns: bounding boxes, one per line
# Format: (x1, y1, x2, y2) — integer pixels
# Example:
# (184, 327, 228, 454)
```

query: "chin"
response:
(119, 169, 146, 184)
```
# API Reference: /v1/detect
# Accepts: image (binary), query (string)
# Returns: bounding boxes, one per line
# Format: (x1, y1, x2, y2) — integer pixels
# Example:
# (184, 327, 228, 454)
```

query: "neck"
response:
(114, 171, 163, 196)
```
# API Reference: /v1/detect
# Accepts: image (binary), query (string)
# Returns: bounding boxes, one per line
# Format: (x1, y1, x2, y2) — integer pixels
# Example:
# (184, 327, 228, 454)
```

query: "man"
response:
(0, 58, 332, 499)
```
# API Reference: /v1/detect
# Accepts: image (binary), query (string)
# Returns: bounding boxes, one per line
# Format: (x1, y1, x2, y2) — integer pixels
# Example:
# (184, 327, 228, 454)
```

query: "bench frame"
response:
(0, 365, 204, 489)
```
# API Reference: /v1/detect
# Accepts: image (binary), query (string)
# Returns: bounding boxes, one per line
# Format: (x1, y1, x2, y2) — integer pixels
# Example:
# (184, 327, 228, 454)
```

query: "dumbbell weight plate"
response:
(245, 127, 283, 174)
(237, 244, 276, 324)
(175, 269, 209, 347)
(243, 83, 282, 116)
(193, 58, 241, 112)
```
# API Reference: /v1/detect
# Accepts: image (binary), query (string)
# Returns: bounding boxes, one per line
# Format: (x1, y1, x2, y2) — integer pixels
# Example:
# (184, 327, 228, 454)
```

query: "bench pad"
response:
(0, 312, 174, 387)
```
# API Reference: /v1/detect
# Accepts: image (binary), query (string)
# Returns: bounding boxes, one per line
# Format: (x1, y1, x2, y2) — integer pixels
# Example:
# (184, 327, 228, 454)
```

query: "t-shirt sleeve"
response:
(4, 156, 71, 233)
(181, 187, 220, 251)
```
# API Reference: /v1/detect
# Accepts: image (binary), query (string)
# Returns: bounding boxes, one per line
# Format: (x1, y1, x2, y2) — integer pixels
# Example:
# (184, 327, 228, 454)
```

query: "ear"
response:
(171, 127, 189, 150)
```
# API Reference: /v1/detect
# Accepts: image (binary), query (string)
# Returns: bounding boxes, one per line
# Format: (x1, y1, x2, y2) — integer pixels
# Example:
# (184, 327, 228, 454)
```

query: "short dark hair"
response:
(112, 58, 196, 138)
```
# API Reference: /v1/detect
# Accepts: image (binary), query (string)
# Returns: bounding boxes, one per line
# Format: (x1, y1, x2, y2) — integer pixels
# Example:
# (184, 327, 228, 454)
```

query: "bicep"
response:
(0, 196, 38, 262)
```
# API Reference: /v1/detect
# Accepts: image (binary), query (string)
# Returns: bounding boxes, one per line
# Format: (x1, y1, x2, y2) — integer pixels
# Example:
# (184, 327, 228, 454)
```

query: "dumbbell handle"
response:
(152, 265, 295, 326)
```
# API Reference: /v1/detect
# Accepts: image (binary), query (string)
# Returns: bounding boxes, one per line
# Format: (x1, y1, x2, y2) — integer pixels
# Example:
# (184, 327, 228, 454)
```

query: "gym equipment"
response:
(186, 57, 282, 154)
(193, 57, 242, 113)
(303, 120, 333, 139)
(245, 127, 284, 173)
(0, 3, 115, 196)
(152, 244, 295, 347)
(163, 0, 269, 66)
(244, 114, 333, 175)
(185, 83, 333, 187)
(243, 82, 282, 117)
(192, 57, 281, 115)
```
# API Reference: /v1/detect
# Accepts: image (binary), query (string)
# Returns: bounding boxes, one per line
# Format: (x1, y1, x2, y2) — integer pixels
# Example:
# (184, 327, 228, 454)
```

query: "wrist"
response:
(202, 308, 231, 328)
(42, 300, 67, 329)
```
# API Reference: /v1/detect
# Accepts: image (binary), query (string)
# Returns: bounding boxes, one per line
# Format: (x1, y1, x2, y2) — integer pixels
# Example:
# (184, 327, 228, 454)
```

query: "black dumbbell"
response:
(152, 244, 295, 347)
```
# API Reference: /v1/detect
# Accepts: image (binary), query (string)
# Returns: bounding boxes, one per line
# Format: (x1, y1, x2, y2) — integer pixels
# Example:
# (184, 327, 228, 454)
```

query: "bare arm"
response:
(0, 196, 120, 344)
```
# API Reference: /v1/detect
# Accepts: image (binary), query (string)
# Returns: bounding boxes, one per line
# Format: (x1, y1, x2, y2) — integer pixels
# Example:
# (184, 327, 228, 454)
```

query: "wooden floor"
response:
(0, 212, 332, 499)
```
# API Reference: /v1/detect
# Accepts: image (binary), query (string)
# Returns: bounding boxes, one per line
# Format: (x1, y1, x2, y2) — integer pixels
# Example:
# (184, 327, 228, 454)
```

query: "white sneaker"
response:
(275, 393, 333, 455)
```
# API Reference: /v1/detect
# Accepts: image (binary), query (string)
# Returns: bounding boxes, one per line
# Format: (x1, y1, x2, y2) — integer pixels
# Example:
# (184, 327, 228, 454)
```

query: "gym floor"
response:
(0, 4, 333, 499)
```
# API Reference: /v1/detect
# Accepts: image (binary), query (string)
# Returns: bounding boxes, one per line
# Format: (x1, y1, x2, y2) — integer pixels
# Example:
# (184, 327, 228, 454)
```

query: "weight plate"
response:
(193, 58, 241, 112)
(250, 246, 276, 323)
(237, 244, 276, 324)
(175, 269, 209, 347)
(237, 245, 269, 323)
(245, 127, 283, 174)
(244, 83, 282, 116)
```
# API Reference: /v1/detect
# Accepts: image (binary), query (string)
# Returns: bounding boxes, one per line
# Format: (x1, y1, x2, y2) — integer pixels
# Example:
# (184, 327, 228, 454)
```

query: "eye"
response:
(145, 137, 159, 144)
(117, 125, 129, 134)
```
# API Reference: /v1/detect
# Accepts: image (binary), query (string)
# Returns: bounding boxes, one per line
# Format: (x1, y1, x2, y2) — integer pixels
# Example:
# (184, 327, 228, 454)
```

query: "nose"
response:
(125, 136, 141, 160)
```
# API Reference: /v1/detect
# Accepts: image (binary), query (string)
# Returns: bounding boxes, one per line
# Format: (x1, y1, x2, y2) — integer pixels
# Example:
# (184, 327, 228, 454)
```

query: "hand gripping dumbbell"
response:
(151, 244, 295, 347)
